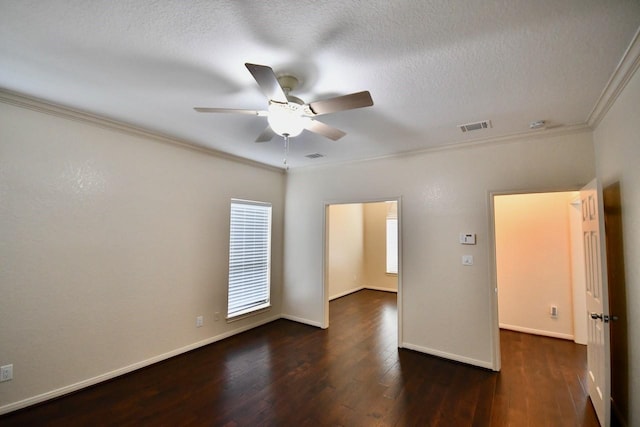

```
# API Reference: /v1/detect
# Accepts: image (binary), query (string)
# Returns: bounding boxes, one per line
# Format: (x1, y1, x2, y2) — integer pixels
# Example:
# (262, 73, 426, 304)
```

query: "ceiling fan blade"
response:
(194, 107, 267, 116)
(245, 63, 288, 103)
(304, 119, 346, 141)
(308, 91, 373, 115)
(255, 126, 276, 142)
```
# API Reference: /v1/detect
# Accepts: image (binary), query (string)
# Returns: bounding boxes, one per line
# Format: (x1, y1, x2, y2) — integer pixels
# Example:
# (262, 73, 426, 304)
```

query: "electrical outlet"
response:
(196, 315, 203, 328)
(0, 364, 13, 382)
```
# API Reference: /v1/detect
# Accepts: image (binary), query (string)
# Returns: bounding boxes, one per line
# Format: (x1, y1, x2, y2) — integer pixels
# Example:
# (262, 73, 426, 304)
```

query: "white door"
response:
(581, 179, 610, 426)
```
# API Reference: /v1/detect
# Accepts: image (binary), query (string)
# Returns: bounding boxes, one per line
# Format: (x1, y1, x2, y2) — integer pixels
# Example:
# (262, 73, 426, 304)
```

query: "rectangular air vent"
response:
(305, 153, 324, 159)
(458, 120, 492, 133)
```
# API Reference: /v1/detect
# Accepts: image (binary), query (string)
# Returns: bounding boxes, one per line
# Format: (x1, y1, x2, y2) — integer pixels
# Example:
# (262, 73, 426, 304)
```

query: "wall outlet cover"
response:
(0, 364, 13, 382)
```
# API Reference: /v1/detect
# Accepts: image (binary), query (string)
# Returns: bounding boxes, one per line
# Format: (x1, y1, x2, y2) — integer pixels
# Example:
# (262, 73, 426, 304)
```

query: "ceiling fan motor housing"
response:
(277, 74, 300, 93)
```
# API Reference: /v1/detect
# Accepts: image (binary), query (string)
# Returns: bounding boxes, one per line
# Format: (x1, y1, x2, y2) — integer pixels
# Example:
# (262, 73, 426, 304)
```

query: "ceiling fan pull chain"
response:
(283, 134, 290, 170)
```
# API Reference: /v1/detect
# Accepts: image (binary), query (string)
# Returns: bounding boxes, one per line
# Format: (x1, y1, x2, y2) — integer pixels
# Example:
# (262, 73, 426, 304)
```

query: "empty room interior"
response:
(1, 2, 639, 426)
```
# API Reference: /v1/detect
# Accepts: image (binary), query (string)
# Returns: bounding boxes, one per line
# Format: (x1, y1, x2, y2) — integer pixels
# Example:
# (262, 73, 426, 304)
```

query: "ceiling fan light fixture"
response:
(267, 102, 308, 137)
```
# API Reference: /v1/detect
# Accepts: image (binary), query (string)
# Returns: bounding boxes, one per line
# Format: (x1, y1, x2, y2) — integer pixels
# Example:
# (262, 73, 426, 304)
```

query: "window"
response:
(386, 217, 398, 274)
(227, 199, 272, 319)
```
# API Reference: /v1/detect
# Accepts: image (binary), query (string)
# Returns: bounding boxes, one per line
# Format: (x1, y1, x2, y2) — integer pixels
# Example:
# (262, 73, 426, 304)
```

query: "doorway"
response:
(493, 191, 587, 342)
(323, 199, 401, 342)
(489, 189, 588, 371)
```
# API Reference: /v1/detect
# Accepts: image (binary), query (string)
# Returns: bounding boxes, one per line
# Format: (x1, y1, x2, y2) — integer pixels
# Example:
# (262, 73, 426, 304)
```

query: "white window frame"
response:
(227, 199, 272, 320)
(386, 217, 398, 274)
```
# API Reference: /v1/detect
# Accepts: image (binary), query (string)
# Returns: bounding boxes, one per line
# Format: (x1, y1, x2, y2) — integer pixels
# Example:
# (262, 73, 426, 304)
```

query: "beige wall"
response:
(327, 203, 364, 299)
(284, 131, 595, 368)
(363, 202, 398, 292)
(495, 192, 576, 339)
(593, 64, 640, 426)
(0, 98, 285, 413)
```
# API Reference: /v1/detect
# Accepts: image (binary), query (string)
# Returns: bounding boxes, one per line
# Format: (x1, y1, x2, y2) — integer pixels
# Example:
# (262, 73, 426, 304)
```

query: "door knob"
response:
(590, 313, 618, 323)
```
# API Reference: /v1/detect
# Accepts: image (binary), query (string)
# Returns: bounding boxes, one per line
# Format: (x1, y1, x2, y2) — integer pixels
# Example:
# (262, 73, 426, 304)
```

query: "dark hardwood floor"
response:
(1, 290, 599, 426)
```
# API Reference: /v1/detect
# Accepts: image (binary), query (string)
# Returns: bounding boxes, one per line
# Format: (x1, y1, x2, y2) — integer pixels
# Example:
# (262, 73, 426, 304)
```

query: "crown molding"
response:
(587, 26, 640, 128)
(289, 122, 592, 172)
(0, 88, 285, 174)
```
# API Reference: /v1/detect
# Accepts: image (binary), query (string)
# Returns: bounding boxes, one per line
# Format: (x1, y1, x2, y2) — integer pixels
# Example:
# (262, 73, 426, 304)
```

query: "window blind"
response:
(227, 199, 272, 318)
(386, 218, 398, 274)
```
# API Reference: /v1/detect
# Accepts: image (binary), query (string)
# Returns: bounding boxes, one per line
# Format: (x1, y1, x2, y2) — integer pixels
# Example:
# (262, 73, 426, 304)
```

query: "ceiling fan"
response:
(194, 63, 374, 143)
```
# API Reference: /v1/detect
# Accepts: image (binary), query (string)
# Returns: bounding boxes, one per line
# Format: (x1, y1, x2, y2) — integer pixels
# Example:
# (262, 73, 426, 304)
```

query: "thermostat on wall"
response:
(459, 233, 476, 245)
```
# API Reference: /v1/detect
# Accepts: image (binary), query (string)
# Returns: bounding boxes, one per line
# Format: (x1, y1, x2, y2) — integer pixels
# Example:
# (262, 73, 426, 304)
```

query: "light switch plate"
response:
(462, 255, 474, 266)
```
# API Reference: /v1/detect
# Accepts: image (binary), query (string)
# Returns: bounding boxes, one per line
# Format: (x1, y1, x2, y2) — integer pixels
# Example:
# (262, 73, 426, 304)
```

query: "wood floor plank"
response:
(0, 290, 599, 426)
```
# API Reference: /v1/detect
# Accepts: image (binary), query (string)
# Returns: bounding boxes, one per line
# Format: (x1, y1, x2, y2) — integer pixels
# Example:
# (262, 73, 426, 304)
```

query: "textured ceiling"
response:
(1, 1, 639, 169)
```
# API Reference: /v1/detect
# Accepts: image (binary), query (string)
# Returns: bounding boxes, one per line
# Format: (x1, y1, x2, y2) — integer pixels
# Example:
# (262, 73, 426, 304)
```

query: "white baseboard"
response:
(329, 286, 365, 301)
(499, 323, 574, 341)
(0, 314, 281, 416)
(365, 286, 398, 293)
(279, 314, 323, 328)
(401, 342, 494, 370)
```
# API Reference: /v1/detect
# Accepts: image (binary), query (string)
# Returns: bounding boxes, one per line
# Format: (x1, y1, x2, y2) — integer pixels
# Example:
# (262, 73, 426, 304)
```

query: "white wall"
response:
(283, 131, 595, 368)
(593, 64, 640, 426)
(327, 203, 364, 299)
(0, 97, 285, 413)
(495, 192, 576, 340)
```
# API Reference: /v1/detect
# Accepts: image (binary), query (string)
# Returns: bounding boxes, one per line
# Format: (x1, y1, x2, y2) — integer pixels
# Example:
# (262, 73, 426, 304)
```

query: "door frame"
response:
(322, 196, 403, 346)
(487, 186, 584, 372)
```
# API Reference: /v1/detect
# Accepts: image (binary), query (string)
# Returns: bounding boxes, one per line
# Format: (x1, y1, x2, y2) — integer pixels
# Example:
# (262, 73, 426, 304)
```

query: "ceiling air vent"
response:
(458, 120, 492, 133)
(305, 153, 324, 159)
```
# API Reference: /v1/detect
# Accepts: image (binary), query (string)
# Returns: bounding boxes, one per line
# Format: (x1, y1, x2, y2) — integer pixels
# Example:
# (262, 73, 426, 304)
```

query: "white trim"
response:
(401, 342, 494, 370)
(279, 314, 323, 328)
(322, 203, 330, 329)
(499, 324, 575, 341)
(487, 191, 502, 372)
(225, 305, 271, 323)
(0, 89, 283, 173)
(396, 198, 403, 347)
(0, 314, 281, 416)
(364, 286, 398, 293)
(587, 26, 640, 128)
